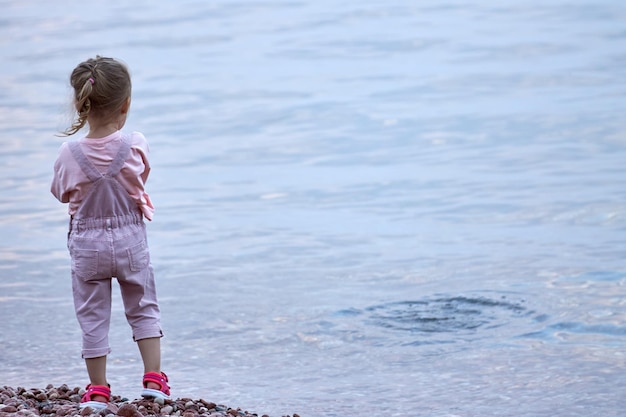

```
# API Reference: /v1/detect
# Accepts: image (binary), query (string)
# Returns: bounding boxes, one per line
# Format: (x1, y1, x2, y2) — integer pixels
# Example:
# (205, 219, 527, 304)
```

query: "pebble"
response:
(0, 387, 299, 417)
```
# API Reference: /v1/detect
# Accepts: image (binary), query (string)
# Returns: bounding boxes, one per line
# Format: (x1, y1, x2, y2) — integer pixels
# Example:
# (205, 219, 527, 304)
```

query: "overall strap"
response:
(68, 141, 103, 182)
(107, 135, 132, 177)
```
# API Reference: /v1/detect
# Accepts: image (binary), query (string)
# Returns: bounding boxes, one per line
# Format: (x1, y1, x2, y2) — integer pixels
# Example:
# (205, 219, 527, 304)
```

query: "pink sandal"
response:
(80, 384, 110, 410)
(141, 372, 170, 400)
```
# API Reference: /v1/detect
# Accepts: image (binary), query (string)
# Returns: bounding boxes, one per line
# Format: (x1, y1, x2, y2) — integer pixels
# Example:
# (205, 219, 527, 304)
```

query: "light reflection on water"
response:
(1, 1, 625, 416)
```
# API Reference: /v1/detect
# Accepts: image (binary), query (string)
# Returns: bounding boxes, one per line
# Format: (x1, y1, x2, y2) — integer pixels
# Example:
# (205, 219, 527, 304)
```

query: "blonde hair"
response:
(62, 56, 132, 136)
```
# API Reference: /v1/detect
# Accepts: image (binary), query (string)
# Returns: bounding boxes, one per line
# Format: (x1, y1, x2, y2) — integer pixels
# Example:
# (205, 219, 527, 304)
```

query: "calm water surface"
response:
(1, 1, 625, 416)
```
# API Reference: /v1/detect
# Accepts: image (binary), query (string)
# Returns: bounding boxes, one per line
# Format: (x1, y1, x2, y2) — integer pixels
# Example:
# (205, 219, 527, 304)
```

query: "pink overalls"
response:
(67, 137, 162, 359)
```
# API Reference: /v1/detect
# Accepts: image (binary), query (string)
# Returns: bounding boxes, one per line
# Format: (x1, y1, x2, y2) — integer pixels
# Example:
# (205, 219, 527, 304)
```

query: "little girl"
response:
(51, 56, 170, 409)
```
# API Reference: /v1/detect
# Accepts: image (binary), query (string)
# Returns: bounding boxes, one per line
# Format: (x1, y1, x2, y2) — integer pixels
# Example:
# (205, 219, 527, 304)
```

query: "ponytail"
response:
(60, 56, 131, 136)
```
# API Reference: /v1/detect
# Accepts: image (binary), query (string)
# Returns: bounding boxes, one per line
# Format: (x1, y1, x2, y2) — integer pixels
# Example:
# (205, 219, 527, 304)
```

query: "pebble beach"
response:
(0, 386, 298, 417)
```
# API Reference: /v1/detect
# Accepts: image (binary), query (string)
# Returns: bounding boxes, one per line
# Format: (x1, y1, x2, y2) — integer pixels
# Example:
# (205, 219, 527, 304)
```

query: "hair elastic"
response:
(88, 77, 95, 85)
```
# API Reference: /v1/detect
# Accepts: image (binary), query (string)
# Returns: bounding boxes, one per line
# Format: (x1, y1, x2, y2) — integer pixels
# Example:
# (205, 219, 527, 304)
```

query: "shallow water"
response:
(1, 1, 625, 416)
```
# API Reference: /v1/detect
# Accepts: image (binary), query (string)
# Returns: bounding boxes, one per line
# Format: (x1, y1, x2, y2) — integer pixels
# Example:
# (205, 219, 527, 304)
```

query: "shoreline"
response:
(0, 386, 299, 417)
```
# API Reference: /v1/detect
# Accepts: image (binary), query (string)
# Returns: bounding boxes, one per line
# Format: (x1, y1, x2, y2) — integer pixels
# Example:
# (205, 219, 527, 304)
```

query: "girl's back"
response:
(50, 56, 169, 409)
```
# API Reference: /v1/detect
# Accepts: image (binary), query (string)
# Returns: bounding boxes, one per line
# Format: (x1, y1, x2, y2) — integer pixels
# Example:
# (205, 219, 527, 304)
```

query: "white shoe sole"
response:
(141, 388, 170, 400)
(80, 401, 107, 410)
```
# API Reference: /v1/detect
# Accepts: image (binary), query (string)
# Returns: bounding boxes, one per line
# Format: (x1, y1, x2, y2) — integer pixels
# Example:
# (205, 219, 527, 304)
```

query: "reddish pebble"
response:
(118, 403, 141, 417)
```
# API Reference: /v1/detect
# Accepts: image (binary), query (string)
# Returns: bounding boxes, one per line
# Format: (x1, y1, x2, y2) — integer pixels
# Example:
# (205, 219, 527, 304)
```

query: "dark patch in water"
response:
(363, 296, 528, 334)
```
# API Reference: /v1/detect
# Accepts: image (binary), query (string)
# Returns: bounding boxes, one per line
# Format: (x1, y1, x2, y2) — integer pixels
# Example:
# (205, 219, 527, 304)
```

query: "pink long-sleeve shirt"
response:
(51, 130, 155, 221)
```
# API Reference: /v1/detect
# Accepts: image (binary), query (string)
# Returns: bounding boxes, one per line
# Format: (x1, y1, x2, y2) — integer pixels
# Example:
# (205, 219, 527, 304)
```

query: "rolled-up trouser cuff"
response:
(82, 346, 112, 359)
(133, 326, 163, 341)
